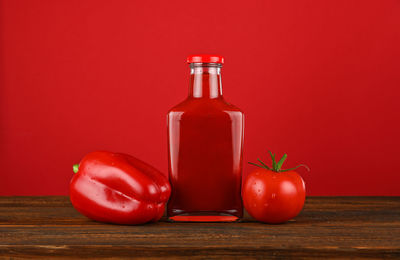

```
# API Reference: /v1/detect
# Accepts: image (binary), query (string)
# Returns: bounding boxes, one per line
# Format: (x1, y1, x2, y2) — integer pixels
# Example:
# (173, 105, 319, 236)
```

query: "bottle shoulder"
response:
(167, 98, 192, 113)
(220, 99, 243, 113)
(168, 98, 243, 114)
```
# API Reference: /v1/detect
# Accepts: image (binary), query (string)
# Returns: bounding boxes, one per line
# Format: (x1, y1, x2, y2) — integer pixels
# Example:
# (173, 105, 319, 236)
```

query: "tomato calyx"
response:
(248, 151, 310, 173)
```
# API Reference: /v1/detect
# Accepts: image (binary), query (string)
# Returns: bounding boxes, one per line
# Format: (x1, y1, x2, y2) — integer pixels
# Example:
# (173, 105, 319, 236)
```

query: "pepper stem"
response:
(248, 151, 309, 172)
(73, 164, 79, 174)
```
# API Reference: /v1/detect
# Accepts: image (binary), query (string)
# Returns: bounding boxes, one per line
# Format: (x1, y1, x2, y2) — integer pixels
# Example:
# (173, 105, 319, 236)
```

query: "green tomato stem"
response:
(248, 151, 310, 173)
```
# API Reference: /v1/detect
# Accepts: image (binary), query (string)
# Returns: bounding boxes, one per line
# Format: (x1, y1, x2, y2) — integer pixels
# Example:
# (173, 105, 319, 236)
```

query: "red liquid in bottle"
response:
(167, 56, 244, 222)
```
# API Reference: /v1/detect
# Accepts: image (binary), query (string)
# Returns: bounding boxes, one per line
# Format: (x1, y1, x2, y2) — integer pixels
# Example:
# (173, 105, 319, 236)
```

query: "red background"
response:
(1, 0, 399, 196)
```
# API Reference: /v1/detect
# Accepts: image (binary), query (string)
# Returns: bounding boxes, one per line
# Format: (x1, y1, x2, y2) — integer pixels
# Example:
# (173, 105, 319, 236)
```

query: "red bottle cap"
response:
(187, 55, 224, 64)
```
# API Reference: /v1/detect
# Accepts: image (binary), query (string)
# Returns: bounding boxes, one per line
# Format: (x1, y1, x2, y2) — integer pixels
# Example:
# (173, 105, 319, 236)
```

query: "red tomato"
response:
(242, 152, 307, 224)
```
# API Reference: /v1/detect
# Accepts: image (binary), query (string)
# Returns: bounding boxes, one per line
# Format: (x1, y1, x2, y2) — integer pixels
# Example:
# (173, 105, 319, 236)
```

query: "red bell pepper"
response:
(70, 151, 171, 225)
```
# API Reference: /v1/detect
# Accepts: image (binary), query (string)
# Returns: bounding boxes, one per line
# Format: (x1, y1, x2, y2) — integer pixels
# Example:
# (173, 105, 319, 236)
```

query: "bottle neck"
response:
(188, 63, 223, 99)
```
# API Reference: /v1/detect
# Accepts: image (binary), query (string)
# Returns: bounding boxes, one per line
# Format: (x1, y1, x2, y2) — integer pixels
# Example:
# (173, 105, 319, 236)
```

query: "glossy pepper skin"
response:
(70, 151, 171, 225)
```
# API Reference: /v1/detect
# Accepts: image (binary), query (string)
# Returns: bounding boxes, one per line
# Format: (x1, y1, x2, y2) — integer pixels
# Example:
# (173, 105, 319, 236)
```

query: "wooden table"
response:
(0, 196, 399, 259)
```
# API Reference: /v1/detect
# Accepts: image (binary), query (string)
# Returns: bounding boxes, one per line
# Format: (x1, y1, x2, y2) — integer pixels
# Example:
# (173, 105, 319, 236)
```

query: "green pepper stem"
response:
(73, 164, 79, 174)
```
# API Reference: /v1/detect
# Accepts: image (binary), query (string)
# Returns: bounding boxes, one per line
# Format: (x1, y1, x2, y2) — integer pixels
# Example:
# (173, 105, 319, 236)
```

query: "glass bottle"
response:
(167, 55, 244, 222)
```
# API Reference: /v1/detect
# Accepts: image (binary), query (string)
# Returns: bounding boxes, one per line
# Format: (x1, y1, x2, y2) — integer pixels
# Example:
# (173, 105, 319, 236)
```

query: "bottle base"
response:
(168, 212, 241, 222)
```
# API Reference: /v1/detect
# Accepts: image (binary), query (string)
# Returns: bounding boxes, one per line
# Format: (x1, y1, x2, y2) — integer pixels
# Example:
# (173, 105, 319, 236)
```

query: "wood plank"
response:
(0, 196, 399, 258)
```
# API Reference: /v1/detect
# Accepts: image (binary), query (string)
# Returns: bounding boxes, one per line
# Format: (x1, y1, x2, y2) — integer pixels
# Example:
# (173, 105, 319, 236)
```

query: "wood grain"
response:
(0, 196, 399, 259)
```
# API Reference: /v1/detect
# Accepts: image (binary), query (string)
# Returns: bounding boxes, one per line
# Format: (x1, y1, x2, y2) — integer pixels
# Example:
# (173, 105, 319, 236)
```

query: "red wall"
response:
(1, 0, 399, 196)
